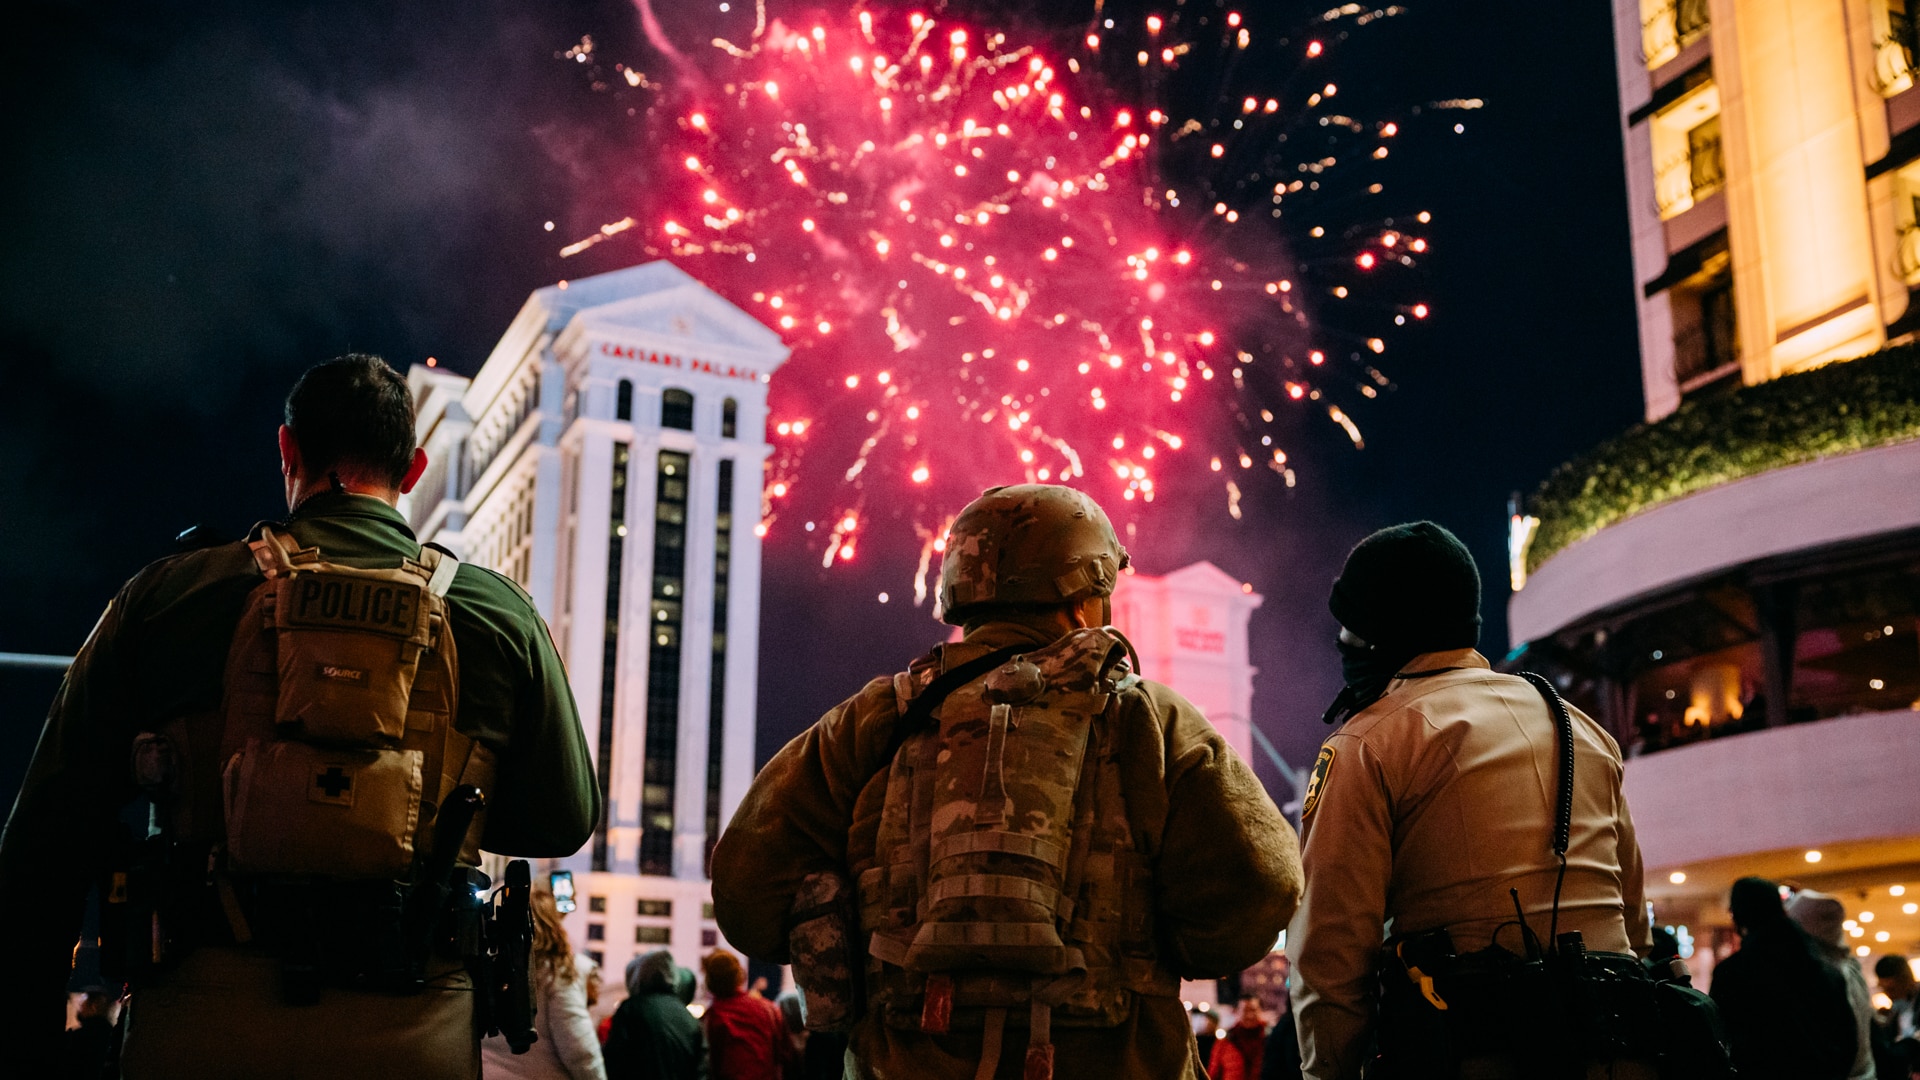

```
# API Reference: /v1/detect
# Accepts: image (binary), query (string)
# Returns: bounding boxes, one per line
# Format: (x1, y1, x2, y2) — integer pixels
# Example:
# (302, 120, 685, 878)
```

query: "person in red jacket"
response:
(702, 950, 795, 1080)
(1210, 996, 1270, 1080)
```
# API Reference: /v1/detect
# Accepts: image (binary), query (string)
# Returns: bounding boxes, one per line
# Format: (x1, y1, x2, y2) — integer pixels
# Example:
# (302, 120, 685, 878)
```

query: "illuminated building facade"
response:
(1109, 561, 1264, 766)
(1498, 0, 1920, 982)
(406, 261, 787, 984)
(1109, 562, 1277, 1007)
(1620, 0, 1920, 417)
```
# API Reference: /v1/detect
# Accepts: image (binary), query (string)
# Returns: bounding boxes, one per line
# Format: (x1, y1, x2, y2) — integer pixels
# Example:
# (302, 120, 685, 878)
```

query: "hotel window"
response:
(722, 398, 738, 439)
(662, 388, 694, 431)
(636, 926, 672, 945)
(588, 896, 606, 913)
(640, 450, 690, 875)
(1668, 241, 1739, 395)
(1641, 0, 1709, 70)
(592, 443, 631, 872)
(586, 924, 605, 941)
(1609, 563, 1919, 755)
(1875, 1, 1919, 96)
(1893, 161, 1920, 286)
(637, 899, 673, 917)
(704, 460, 734, 874)
(616, 379, 633, 422)
(1786, 569, 1919, 723)
(1651, 82, 1722, 219)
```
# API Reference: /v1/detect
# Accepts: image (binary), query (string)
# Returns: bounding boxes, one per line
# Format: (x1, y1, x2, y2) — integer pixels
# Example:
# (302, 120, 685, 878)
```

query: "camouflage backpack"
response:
(848, 627, 1180, 1079)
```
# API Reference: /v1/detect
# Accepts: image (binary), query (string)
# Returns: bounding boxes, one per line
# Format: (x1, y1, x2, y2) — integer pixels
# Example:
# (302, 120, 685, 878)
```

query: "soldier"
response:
(711, 484, 1301, 1079)
(0, 355, 600, 1077)
(1289, 522, 1663, 1079)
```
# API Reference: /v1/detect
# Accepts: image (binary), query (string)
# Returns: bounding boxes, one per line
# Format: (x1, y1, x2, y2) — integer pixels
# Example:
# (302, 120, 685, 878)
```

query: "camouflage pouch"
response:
(789, 871, 861, 1032)
(901, 628, 1124, 976)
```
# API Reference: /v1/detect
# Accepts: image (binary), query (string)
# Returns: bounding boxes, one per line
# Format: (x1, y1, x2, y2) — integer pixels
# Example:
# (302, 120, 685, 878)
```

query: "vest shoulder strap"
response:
(247, 526, 322, 578)
(416, 542, 459, 599)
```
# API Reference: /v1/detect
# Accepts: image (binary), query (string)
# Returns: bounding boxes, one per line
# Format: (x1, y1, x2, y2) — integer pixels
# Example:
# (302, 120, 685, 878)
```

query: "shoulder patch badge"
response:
(1301, 745, 1337, 819)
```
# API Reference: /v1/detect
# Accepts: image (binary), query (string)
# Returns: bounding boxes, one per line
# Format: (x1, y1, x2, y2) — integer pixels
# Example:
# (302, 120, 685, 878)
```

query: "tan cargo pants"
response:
(120, 946, 478, 1079)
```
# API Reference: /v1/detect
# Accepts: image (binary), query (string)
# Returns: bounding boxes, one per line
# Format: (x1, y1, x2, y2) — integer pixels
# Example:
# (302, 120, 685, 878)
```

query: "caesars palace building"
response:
(404, 260, 1275, 990)
(406, 262, 786, 978)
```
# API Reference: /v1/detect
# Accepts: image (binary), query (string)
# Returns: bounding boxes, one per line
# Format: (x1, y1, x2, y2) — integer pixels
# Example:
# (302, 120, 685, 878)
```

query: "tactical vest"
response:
(215, 526, 495, 879)
(852, 628, 1180, 1079)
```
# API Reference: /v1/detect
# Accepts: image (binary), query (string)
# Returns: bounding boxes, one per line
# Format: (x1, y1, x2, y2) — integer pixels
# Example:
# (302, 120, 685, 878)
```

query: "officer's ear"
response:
(399, 447, 429, 495)
(278, 425, 303, 479)
(1069, 595, 1107, 629)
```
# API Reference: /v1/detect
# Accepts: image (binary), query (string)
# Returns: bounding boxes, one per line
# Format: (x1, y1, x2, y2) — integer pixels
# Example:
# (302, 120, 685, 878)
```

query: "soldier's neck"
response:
(286, 473, 402, 512)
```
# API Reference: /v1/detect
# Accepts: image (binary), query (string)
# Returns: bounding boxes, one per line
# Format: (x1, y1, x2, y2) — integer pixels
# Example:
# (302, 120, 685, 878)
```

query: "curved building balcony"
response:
(1508, 347, 1920, 754)
(1505, 348, 1920, 970)
(1624, 708, 1920, 877)
(1511, 436, 1920, 646)
(1625, 709, 1920, 977)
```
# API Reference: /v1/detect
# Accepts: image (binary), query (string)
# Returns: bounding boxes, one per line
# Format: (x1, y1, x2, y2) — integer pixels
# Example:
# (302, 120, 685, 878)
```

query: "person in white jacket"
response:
(483, 886, 608, 1080)
(1789, 890, 1880, 1080)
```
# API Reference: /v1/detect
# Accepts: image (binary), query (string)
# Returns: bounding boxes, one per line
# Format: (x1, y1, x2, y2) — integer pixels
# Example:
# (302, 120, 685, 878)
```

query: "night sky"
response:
(0, 0, 1642, 810)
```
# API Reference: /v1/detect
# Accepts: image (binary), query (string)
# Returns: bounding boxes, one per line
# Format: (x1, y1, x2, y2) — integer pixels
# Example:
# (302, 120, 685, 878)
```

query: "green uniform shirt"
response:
(0, 492, 600, 1053)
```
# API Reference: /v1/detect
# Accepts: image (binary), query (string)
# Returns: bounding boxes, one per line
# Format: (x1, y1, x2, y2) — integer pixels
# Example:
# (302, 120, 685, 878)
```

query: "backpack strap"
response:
(884, 644, 1026, 761)
(247, 525, 321, 578)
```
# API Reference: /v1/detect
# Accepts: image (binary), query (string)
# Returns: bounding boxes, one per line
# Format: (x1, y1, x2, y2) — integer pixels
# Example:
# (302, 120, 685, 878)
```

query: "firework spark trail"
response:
(569, 4, 1438, 599)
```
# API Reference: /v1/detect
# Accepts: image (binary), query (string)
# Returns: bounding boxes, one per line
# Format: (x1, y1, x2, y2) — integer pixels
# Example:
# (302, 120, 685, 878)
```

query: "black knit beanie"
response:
(1328, 521, 1482, 652)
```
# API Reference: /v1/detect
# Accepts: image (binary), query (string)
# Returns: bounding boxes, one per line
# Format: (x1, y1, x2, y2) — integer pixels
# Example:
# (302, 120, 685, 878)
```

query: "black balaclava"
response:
(1321, 521, 1483, 726)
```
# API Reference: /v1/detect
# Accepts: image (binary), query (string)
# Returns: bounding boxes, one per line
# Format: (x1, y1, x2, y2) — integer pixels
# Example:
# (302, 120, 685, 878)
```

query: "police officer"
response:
(712, 484, 1301, 1080)
(1288, 522, 1652, 1079)
(0, 355, 601, 1077)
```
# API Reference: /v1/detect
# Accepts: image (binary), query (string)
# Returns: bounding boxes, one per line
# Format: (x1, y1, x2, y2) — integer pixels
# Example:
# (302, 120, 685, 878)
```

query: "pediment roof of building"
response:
(530, 261, 694, 330)
(1158, 560, 1253, 597)
(533, 260, 785, 360)
(577, 288, 786, 357)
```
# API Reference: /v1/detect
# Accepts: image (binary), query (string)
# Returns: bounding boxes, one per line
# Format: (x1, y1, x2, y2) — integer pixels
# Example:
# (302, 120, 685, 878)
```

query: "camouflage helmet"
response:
(936, 484, 1130, 625)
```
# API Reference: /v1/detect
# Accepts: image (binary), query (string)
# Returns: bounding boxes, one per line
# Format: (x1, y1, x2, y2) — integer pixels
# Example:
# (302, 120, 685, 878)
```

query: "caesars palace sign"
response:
(598, 340, 768, 384)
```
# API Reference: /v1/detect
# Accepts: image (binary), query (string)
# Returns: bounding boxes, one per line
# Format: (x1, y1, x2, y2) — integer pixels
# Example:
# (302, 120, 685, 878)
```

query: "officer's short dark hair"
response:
(1877, 954, 1915, 980)
(284, 354, 416, 486)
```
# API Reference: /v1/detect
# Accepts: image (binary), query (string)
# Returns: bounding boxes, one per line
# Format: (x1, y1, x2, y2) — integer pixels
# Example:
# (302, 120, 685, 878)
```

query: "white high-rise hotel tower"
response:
(405, 262, 787, 977)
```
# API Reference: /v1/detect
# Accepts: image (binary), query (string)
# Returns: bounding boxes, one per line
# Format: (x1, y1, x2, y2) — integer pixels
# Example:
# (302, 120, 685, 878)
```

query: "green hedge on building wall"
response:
(1527, 343, 1920, 573)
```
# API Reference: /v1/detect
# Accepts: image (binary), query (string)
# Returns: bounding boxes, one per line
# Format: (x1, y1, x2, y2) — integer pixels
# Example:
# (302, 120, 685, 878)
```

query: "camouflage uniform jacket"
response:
(712, 621, 1303, 1080)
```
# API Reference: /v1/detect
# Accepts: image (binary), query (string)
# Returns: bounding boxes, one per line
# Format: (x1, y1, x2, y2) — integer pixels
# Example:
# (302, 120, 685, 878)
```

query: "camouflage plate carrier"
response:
(852, 627, 1179, 1080)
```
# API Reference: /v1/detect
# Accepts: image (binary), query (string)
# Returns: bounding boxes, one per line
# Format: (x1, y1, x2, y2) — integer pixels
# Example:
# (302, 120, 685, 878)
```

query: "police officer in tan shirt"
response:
(1287, 522, 1651, 1080)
